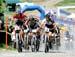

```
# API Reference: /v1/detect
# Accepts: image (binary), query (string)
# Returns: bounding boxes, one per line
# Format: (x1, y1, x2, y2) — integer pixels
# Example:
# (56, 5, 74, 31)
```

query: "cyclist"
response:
(41, 13, 58, 52)
(25, 15, 41, 52)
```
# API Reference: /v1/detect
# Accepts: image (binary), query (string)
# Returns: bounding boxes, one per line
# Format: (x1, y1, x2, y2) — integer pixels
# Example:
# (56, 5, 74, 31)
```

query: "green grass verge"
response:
(0, 43, 17, 51)
(0, 43, 5, 48)
(21, 0, 45, 2)
(55, 0, 75, 6)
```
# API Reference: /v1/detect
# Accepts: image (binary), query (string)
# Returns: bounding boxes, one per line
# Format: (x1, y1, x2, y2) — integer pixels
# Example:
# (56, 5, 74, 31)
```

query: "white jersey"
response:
(42, 19, 53, 27)
(14, 25, 20, 30)
(42, 19, 54, 31)
(11, 31, 16, 41)
(0, 20, 2, 24)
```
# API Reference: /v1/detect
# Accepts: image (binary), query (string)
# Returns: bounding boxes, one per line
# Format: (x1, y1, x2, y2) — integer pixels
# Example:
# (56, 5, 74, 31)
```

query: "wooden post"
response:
(5, 15, 8, 49)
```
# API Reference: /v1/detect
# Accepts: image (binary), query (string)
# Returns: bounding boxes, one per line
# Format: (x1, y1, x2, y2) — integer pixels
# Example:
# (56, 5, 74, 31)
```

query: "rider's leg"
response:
(43, 33, 45, 43)
(27, 32, 33, 50)
(36, 31, 41, 39)
(29, 32, 33, 40)
(48, 32, 53, 49)
(48, 32, 53, 41)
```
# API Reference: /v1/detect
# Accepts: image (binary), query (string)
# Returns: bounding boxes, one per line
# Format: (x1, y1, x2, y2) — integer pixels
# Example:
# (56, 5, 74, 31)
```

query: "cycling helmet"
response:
(16, 8, 21, 15)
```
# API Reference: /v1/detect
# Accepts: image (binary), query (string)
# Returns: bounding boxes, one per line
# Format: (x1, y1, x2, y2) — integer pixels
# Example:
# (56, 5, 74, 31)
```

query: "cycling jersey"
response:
(28, 19, 39, 29)
(42, 19, 54, 30)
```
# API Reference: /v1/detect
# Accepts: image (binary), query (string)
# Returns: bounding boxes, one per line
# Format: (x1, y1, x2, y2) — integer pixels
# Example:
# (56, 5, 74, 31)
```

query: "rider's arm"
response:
(40, 23, 44, 29)
(53, 23, 58, 33)
(25, 19, 29, 29)
(40, 19, 45, 29)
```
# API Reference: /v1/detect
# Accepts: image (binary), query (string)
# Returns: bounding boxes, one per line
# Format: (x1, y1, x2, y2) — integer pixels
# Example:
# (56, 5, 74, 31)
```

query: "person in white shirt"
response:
(14, 24, 21, 49)
(11, 28, 16, 48)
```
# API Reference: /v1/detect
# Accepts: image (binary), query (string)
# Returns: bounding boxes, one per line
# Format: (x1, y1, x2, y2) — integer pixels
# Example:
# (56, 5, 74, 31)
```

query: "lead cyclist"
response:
(40, 13, 58, 52)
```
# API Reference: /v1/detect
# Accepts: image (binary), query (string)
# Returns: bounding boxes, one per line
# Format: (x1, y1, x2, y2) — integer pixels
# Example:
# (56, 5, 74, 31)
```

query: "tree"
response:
(0, 0, 5, 13)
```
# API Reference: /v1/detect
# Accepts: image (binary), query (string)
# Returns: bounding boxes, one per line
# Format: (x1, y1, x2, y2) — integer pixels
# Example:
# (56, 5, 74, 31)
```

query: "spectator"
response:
(11, 28, 16, 48)
(0, 20, 2, 30)
(8, 18, 14, 33)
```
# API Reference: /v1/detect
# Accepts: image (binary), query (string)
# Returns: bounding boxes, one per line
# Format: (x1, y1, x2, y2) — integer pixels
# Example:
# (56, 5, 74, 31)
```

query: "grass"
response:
(55, 0, 75, 6)
(66, 8, 75, 12)
(0, 43, 17, 51)
(21, 0, 45, 2)
(0, 43, 5, 48)
(54, 0, 75, 13)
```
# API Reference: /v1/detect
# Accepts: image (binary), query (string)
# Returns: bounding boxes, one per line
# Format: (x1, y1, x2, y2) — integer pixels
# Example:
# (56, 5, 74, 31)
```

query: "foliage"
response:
(0, 0, 5, 13)
(0, 43, 5, 48)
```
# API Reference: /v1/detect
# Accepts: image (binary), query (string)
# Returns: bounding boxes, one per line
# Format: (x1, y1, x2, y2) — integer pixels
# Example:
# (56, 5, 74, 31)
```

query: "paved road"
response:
(0, 50, 75, 57)
(0, 34, 75, 57)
